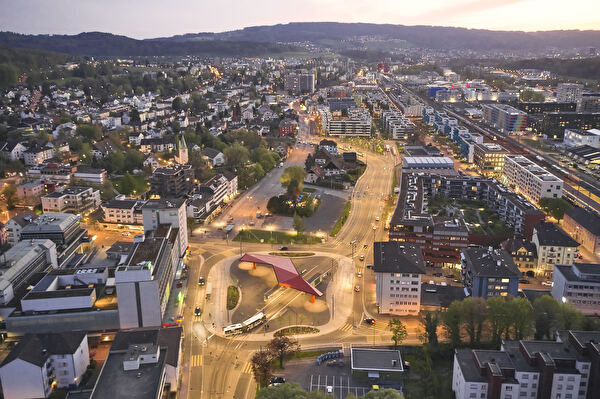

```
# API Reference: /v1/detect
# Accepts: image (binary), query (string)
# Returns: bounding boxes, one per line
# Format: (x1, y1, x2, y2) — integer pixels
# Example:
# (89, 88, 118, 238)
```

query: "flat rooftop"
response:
(351, 348, 404, 372)
(91, 347, 167, 399)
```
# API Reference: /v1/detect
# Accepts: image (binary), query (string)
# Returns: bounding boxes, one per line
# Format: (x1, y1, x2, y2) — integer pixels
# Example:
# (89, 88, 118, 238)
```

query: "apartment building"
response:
(473, 143, 508, 177)
(557, 83, 584, 103)
(501, 238, 538, 274)
(502, 155, 563, 204)
(150, 164, 194, 198)
(453, 330, 600, 399)
(0, 332, 89, 399)
(482, 103, 527, 133)
(320, 107, 372, 137)
(101, 197, 146, 225)
(141, 198, 188, 258)
(4, 211, 38, 246)
(532, 222, 580, 276)
(373, 242, 425, 315)
(381, 111, 416, 141)
(41, 186, 101, 214)
(461, 247, 520, 298)
(552, 263, 600, 316)
(73, 167, 107, 184)
(562, 207, 600, 255)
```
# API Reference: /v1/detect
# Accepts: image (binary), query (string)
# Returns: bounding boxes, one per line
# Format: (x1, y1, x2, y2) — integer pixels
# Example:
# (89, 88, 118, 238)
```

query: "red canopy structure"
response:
(240, 253, 323, 302)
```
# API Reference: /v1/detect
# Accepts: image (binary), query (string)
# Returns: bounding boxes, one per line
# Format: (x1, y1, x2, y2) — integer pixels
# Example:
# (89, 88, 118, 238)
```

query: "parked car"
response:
(363, 244, 368, 249)
(519, 279, 531, 284)
(269, 377, 285, 386)
(326, 386, 333, 393)
(279, 246, 288, 251)
(359, 255, 365, 261)
(354, 285, 360, 292)
(542, 281, 553, 286)
(327, 360, 345, 367)
(433, 272, 443, 277)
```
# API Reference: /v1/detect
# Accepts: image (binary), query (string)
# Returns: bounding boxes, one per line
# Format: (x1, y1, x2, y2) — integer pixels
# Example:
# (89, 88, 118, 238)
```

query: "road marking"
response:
(241, 362, 253, 374)
(191, 355, 203, 367)
(338, 323, 353, 332)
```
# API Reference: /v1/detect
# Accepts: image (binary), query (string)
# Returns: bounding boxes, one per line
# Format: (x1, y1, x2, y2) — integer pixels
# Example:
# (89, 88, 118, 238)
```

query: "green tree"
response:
(420, 311, 439, 346)
(124, 149, 144, 172)
(538, 198, 573, 221)
(250, 350, 274, 388)
(0, 63, 19, 88)
(533, 295, 561, 340)
(520, 89, 545, 102)
(104, 151, 126, 173)
(462, 297, 487, 344)
(76, 124, 103, 142)
(443, 301, 462, 347)
(558, 302, 583, 330)
(293, 213, 305, 235)
(1, 183, 17, 210)
(266, 336, 300, 369)
(487, 296, 511, 347)
(224, 142, 250, 168)
(172, 96, 185, 111)
(509, 297, 534, 340)
(388, 318, 408, 349)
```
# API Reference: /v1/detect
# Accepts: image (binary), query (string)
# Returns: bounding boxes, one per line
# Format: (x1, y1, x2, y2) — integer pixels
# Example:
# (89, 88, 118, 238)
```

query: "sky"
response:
(0, 0, 598, 39)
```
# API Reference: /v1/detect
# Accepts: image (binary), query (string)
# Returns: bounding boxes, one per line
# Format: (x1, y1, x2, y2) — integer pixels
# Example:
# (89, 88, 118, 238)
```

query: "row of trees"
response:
(421, 295, 594, 349)
(256, 383, 402, 399)
(251, 336, 300, 387)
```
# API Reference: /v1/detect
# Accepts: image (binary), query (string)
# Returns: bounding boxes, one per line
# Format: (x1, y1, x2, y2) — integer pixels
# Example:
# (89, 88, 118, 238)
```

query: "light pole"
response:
(350, 240, 357, 269)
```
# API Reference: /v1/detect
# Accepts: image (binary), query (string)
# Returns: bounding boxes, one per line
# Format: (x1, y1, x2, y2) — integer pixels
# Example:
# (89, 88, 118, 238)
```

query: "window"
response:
(470, 394, 477, 398)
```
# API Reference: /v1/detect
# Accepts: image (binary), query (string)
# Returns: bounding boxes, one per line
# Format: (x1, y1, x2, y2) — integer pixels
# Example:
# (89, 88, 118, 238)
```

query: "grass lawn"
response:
(302, 187, 316, 193)
(233, 229, 322, 245)
(330, 201, 351, 237)
(226, 286, 239, 310)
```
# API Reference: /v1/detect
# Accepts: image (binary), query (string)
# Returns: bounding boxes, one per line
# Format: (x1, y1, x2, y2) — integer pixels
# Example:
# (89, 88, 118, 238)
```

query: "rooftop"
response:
(142, 198, 186, 210)
(534, 222, 580, 247)
(21, 212, 80, 234)
(372, 242, 426, 274)
(351, 348, 404, 372)
(0, 332, 86, 368)
(461, 247, 521, 278)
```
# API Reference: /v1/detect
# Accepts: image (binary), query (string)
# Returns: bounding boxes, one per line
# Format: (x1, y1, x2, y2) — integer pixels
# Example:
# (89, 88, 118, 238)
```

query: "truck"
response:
(205, 282, 212, 300)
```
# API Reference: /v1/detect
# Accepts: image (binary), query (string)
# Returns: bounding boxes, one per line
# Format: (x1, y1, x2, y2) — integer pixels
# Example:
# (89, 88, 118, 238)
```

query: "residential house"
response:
(461, 247, 521, 298)
(0, 332, 89, 399)
(201, 147, 225, 167)
(532, 222, 580, 276)
(101, 197, 146, 225)
(23, 144, 54, 166)
(0, 141, 27, 161)
(140, 137, 175, 153)
(319, 139, 338, 155)
(128, 132, 145, 146)
(501, 238, 538, 275)
(5, 211, 38, 246)
(305, 165, 325, 184)
(41, 186, 101, 214)
(92, 139, 117, 159)
(73, 167, 107, 185)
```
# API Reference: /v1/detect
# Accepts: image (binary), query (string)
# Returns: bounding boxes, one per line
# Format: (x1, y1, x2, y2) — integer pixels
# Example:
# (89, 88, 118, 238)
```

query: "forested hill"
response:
(0, 32, 298, 57)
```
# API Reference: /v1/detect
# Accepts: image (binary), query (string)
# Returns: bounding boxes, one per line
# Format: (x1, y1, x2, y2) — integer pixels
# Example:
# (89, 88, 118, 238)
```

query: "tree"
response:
(281, 166, 307, 202)
(250, 350, 274, 388)
(104, 151, 126, 173)
(305, 153, 315, 170)
(558, 302, 583, 330)
(443, 301, 462, 347)
(487, 296, 511, 347)
(224, 142, 250, 168)
(1, 183, 17, 210)
(538, 197, 572, 221)
(420, 311, 439, 346)
(462, 297, 487, 345)
(76, 124, 103, 142)
(293, 213, 305, 235)
(520, 89, 545, 102)
(388, 318, 408, 349)
(172, 96, 185, 111)
(533, 295, 561, 340)
(509, 297, 534, 340)
(266, 336, 300, 368)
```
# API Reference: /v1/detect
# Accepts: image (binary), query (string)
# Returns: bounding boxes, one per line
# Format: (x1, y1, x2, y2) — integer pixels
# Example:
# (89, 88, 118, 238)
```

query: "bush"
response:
(227, 286, 240, 310)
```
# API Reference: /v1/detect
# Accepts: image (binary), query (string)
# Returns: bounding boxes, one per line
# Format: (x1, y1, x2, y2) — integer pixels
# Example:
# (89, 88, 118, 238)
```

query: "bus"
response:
(242, 312, 267, 332)
(223, 323, 244, 337)
(205, 282, 212, 300)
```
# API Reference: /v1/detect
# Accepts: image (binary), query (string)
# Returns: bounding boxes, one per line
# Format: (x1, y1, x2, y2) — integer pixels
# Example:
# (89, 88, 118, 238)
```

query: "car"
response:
(445, 274, 454, 279)
(194, 307, 202, 317)
(326, 360, 345, 367)
(542, 281, 553, 286)
(363, 244, 368, 249)
(279, 246, 288, 251)
(375, 216, 380, 221)
(429, 280, 435, 285)
(198, 277, 205, 286)
(366, 265, 374, 270)
(453, 279, 460, 283)
(356, 271, 362, 278)
(364, 318, 376, 325)
(354, 285, 360, 292)
(121, 232, 131, 236)
(176, 281, 183, 288)
(519, 279, 531, 284)
(326, 386, 333, 393)
(359, 255, 365, 261)
(269, 377, 285, 386)
(433, 272, 443, 277)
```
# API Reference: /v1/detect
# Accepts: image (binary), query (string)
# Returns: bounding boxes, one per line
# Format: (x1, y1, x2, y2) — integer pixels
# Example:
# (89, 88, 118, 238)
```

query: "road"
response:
(178, 136, 401, 399)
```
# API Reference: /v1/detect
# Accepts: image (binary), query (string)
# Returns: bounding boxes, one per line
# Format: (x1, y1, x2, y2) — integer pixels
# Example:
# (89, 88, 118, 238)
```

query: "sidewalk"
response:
(203, 251, 354, 342)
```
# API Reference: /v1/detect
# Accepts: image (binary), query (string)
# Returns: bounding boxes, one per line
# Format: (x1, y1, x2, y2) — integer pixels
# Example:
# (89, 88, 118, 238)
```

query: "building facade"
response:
(502, 155, 563, 204)
(461, 247, 520, 298)
(532, 222, 580, 276)
(562, 207, 600, 255)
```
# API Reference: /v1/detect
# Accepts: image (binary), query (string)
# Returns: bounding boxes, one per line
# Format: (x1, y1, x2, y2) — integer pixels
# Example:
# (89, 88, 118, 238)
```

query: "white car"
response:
(326, 386, 333, 393)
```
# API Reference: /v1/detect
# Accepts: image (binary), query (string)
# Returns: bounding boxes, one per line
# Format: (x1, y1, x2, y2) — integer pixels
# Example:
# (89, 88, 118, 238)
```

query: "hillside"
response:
(0, 46, 69, 88)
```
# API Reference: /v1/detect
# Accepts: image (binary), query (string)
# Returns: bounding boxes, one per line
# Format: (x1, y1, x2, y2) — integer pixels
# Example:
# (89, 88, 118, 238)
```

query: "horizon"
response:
(0, 0, 599, 39)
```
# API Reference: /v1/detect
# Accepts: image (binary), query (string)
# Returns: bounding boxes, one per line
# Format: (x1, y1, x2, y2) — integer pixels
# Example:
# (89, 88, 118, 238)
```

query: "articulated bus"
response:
(223, 312, 267, 337)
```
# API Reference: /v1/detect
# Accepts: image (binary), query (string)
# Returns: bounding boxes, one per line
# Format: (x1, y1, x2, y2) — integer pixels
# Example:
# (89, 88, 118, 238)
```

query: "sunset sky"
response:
(1, 0, 598, 39)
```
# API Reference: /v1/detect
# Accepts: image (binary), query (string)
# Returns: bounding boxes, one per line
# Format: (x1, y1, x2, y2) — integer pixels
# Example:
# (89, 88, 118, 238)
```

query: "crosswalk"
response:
(241, 362, 253, 374)
(338, 322, 391, 333)
(339, 323, 355, 332)
(191, 355, 203, 367)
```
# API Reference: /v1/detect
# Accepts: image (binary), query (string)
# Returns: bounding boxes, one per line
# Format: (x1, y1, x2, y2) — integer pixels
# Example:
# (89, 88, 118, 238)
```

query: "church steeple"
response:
(175, 134, 188, 164)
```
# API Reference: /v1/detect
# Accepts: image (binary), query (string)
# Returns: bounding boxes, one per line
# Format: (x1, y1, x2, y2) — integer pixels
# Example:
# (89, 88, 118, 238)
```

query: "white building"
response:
(141, 198, 188, 258)
(532, 222, 580, 276)
(502, 155, 563, 204)
(320, 107, 372, 137)
(73, 167, 107, 184)
(4, 212, 38, 246)
(373, 242, 425, 315)
(101, 197, 146, 225)
(563, 128, 600, 149)
(0, 239, 57, 306)
(552, 263, 600, 316)
(557, 83, 584, 103)
(41, 186, 101, 214)
(0, 332, 89, 399)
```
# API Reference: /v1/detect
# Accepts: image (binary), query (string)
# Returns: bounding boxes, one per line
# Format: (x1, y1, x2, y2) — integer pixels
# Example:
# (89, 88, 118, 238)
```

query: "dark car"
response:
(363, 244, 368, 249)
(279, 246, 288, 251)
(194, 307, 202, 316)
(433, 272, 443, 277)
(269, 376, 286, 386)
(326, 360, 345, 367)
(198, 277, 205, 286)
(364, 318, 376, 325)
(445, 274, 454, 279)
(519, 279, 531, 284)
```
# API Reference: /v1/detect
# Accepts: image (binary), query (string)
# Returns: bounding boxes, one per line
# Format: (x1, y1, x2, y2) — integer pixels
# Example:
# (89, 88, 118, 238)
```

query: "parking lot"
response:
(277, 356, 402, 398)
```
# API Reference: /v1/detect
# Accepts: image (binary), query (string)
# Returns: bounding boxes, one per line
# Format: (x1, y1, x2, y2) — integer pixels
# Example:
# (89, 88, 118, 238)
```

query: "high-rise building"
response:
(473, 143, 508, 177)
(150, 164, 194, 198)
(482, 103, 527, 133)
(556, 83, 584, 103)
